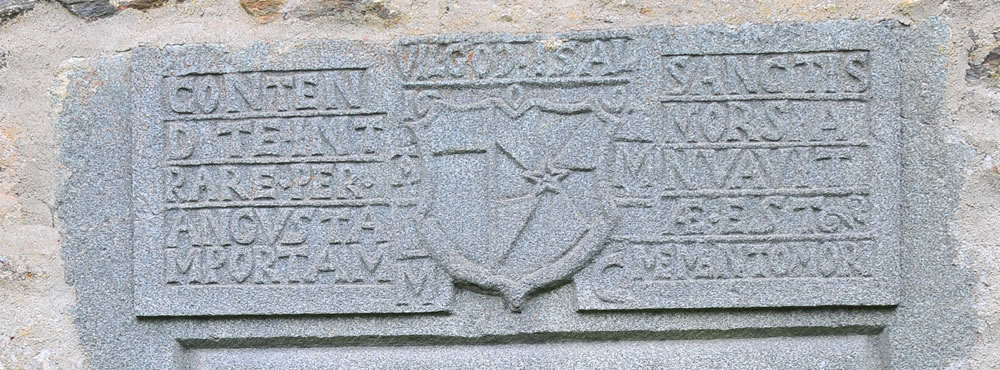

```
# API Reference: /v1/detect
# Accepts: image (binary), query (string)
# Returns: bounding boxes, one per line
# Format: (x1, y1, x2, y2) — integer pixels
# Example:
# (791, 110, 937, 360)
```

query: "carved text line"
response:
(166, 155, 387, 166)
(165, 198, 421, 210)
(660, 93, 871, 102)
(612, 232, 874, 244)
(402, 77, 629, 89)
(163, 109, 384, 122)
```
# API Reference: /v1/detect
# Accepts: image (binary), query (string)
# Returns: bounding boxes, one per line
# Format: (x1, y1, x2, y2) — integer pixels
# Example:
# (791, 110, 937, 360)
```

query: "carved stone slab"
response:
(130, 43, 453, 315)
(60, 20, 973, 369)
(127, 23, 899, 316)
(574, 24, 901, 310)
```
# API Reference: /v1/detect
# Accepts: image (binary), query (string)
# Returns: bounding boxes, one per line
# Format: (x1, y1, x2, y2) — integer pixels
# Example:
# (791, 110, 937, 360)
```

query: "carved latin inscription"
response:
(576, 49, 898, 310)
(133, 33, 900, 315)
(395, 37, 638, 85)
(138, 67, 450, 315)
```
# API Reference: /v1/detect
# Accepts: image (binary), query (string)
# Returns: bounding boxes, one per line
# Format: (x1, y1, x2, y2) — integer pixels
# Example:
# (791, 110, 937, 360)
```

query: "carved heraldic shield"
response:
(409, 86, 623, 310)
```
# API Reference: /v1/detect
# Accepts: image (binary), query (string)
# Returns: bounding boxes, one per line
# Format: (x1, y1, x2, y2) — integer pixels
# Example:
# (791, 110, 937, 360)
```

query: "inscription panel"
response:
(575, 36, 900, 309)
(130, 26, 900, 316)
(132, 46, 451, 316)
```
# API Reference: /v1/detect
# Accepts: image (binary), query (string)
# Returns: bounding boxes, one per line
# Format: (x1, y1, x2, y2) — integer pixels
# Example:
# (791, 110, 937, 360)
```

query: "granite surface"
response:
(57, 20, 977, 368)
(0, 0, 34, 23)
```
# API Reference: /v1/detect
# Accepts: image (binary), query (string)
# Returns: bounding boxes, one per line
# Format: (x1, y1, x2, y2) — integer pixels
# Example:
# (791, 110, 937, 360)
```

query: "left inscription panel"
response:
(130, 43, 453, 316)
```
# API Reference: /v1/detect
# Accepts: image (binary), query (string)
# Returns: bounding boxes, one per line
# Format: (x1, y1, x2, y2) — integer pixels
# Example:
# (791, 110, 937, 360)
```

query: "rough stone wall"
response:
(0, 0, 997, 368)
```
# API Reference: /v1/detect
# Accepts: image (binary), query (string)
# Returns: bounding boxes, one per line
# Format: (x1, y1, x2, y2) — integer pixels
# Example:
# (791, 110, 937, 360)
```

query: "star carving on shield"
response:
(521, 163, 570, 195)
(489, 134, 598, 278)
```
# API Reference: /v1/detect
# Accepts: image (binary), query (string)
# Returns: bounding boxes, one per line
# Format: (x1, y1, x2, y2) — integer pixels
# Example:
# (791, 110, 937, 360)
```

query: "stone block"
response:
(56, 20, 972, 368)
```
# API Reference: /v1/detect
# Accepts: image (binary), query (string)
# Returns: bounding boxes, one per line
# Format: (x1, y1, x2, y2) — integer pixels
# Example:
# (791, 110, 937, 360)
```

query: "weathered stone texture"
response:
(47, 20, 973, 369)
(286, 0, 400, 21)
(1, 0, 1000, 369)
(239, 0, 401, 23)
(0, 0, 34, 23)
(55, 0, 116, 19)
(0, 225, 86, 368)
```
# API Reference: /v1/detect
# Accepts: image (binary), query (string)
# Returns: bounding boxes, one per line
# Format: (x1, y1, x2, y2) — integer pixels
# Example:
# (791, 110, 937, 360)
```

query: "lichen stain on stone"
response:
(286, 0, 402, 24)
(967, 46, 1000, 87)
(966, 28, 1000, 88)
(0, 255, 41, 285)
(116, 0, 169, 11)
(241, 0, 286, 22)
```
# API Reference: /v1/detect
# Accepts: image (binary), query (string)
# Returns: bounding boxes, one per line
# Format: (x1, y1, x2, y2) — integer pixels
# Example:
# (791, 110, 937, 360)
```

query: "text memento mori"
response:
(575, 44, 900, 309)
(127, 27, 899, 316)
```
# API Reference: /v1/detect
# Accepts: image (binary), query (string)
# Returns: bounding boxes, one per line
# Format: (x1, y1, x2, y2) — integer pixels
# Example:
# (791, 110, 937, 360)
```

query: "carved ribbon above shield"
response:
(407, 85, 625, 310)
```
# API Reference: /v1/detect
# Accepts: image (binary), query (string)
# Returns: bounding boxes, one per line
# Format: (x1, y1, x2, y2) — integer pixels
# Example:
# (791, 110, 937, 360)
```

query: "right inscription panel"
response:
(576, 27, 900, 310)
